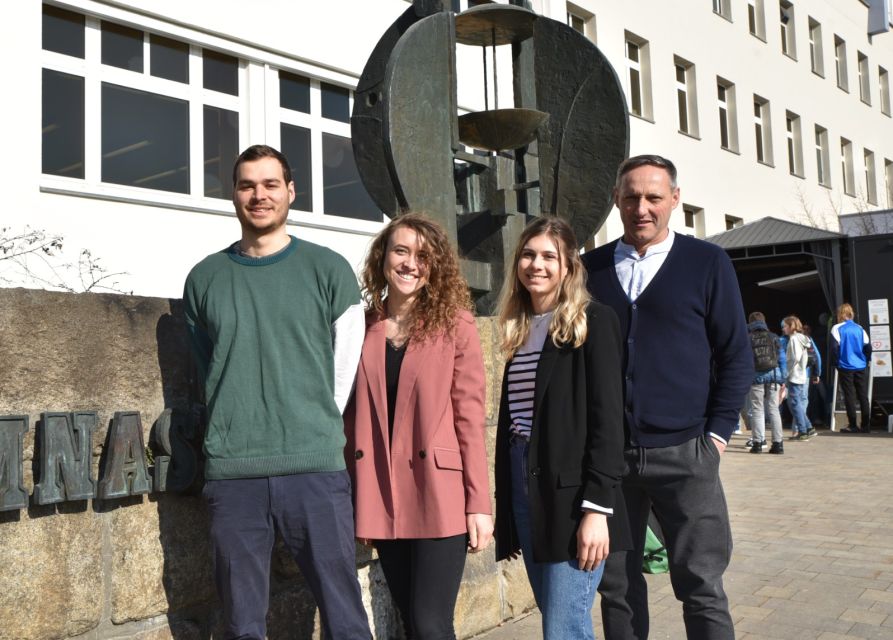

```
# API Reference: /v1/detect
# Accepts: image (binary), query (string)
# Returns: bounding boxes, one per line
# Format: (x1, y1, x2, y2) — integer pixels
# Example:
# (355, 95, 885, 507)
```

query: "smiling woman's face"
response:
(384, 225, 429, 307)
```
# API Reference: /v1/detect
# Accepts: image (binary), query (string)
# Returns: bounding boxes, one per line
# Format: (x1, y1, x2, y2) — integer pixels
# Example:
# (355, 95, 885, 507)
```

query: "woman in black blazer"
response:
(494, 216, 629, 640)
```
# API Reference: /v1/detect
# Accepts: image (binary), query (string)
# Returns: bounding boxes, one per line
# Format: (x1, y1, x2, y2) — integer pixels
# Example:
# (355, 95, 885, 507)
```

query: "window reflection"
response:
(204, 106, 239, 200)
(321, 83, 350, 123)
(102, 83, 189, 193)
(43, 5, 84, 58)
(280, 124, 312, 212)
(322, 133, 380, 221)
(203, 50, 239, 96)
(151, 35, 189, 84)
(280, 71, 310, 113)
(43, 69, 84, 178)
(101, 22, 143, 72)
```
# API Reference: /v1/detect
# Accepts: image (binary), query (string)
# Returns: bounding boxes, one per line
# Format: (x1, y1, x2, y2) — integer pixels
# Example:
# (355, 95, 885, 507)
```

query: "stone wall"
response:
(0, 288, 534, 640)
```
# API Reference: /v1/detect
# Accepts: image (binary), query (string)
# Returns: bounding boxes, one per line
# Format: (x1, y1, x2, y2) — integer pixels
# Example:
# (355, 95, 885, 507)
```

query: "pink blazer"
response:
(344, 309, 491, 539)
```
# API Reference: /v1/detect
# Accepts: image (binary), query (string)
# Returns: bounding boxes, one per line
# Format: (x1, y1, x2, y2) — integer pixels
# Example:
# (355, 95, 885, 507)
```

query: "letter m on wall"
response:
(0, 416, 29, 511)
(34, 412, 97, 505)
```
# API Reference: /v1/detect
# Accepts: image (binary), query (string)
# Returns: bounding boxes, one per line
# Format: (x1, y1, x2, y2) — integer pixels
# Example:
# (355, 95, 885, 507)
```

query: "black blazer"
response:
(495, 302, 630, 563)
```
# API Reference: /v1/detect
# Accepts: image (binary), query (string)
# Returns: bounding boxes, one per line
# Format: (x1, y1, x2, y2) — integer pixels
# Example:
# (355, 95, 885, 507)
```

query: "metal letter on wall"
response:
(97, 411, 151, 499)
(0, 415, 29, 511)
(152, 408, 199, 493)
(33, 411, 97, 505)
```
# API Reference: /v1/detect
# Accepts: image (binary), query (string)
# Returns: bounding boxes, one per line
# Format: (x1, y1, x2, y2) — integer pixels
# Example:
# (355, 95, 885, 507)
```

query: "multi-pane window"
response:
(717, 78, 738, 152)
(675, 58, 698, 136)
(713, 0, 732, 21)
(880, 67, 891, 116)
(864, 149, 878, 204)
(779, 1, 796, 59)
(40, 4, 380, 223)
(858, 52, 871, 104)
(625, 33, 652, 119)
(753, 96, 772, 165)
(835, 36, 848, 91)
(785, 111, 803, 177)
(815, 125, 830, 187)
(841, 137, 855, 196)
(808, 18, 823, 76)
(885, 159, 893, 207)
(748, 0, 766, 39)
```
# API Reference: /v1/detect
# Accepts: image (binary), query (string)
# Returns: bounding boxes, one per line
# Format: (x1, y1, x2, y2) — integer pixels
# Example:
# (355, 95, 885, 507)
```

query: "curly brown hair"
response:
(361, 213, 472, 341)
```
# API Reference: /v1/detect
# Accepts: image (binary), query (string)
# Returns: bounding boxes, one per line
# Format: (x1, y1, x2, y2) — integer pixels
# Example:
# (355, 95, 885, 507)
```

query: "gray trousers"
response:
(599, 436, 734, 640)
(746, 382, 783, 444)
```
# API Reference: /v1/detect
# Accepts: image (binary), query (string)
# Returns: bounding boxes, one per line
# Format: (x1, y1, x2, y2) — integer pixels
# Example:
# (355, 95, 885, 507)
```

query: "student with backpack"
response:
(745, 312, 786, 454)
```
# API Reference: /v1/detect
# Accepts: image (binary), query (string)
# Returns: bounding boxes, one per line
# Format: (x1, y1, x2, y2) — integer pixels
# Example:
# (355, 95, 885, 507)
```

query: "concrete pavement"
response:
(473, 428, 893, 639)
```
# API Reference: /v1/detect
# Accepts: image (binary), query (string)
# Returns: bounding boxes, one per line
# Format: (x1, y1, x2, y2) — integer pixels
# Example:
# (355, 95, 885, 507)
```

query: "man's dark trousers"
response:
(599, 437, 734, 640)
(203, 471, 371, 640)
(838, 368, 871, 430)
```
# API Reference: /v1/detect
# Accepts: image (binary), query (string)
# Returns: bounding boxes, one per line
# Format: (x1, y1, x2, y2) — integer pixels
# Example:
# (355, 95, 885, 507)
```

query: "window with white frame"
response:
(864, 149, 878, 204)
(834, 35, 848, 91)
(566, 4, 596, 41)
(815, 125, 830, 187)
(753, 96, 772, 165)
(808, 18, 823, 76)
(625, 32, 652, 120)
(675, 57, 698, 136)
(881, 67, 891, 116)
(858, 52, 871, 104)
(683, 204, 706, 238)
(725, 215, 743, 230)
(779, 1, 796, 59)
(785, 111, 803, 177)
(748, 0, 766, 40)
(40, 4, 380, 223)
(717, 78, 738, 152)
(840, 137, 855, 196)
(885, 158, 893, 207)
(713, 0, 732, 21)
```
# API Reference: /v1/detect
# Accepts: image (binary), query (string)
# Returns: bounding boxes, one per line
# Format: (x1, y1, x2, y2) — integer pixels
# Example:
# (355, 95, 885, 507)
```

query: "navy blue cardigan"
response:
(582, 234, 753, 447)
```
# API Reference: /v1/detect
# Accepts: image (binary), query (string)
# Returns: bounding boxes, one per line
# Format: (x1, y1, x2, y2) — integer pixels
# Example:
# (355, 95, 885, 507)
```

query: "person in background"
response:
(494, 216, 629, 640)
(782, 315, 812, 441)
(345, 213, 492, 640)
(801, 323, 822, 432)
(746, 311, 786, 454)
(831, 303, 872, 433)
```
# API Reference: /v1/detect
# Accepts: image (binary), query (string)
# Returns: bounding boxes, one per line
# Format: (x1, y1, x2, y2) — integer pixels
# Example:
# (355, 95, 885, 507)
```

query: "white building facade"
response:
(3, 0, 893, 298)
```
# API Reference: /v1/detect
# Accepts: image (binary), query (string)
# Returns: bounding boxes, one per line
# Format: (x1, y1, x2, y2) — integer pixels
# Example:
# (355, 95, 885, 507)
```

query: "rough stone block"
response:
(454, 572, 503, 639)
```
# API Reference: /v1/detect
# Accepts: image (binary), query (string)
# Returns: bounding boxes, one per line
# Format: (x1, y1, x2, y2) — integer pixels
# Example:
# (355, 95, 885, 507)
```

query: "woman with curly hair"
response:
(344, 213, 492, 639)
(494, 216, 629, 640)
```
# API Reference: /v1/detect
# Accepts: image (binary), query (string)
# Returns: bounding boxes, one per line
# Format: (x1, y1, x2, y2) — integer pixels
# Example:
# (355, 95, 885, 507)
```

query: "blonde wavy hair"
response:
(496, 216, 590, 356)
(361, 212, 472, 341)
(783, 315, 803, 333)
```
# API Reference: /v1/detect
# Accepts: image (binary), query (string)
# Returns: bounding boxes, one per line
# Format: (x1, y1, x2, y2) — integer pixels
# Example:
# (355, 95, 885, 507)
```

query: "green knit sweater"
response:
(183, 236, 360, 480)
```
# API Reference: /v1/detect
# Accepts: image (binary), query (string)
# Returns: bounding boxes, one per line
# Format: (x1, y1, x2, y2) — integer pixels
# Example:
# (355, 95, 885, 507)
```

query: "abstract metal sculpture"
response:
(352, 0, 628, 311)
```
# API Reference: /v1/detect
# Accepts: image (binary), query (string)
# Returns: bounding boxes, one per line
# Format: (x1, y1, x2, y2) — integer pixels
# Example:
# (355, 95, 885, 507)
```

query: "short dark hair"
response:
(232, 145, 293, 186)
(614, 154, 678, 190)
(748, 311, 766, 323)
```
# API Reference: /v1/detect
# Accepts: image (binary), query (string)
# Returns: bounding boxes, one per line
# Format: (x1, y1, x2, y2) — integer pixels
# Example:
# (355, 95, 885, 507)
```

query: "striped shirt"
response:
(507, 312, 552, 438)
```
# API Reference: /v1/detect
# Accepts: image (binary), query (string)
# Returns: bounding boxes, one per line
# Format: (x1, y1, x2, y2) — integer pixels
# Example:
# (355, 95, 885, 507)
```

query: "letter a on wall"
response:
(0, 416, 29, 511)
(34, 412, 97, 505)
(97, 411, 151, 499)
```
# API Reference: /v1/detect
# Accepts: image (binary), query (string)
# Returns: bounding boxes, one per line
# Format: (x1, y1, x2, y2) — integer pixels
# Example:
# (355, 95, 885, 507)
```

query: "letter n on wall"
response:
(34, 412, 97, 505)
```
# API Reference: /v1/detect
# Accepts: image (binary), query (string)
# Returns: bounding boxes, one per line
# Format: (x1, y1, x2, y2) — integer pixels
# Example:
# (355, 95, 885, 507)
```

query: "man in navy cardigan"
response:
(584, 155, 753, 640)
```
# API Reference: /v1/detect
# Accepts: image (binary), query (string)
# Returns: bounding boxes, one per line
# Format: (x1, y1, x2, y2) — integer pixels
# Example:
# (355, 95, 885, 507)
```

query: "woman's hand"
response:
(576, 511, 609, 571)
(466, 513, 494, 552)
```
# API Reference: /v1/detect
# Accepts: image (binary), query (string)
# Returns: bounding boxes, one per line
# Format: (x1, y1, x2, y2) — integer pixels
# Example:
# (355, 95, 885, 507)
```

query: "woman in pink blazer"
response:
(344, 213, 492, 639)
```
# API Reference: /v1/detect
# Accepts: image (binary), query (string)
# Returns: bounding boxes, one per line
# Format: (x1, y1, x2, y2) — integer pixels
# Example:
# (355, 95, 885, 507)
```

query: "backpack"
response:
(805, 339, 819, 372)
(750, 329, 779, 372)
(642, 510, 669, 574)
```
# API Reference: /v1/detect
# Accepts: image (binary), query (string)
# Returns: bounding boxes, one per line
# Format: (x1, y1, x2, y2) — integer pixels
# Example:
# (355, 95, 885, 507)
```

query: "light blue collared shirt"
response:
(613, 231, 675, 302)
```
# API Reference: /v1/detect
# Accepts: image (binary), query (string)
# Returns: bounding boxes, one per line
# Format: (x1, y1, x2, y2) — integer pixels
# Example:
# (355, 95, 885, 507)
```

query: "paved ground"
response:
(475, 426, 893, 639)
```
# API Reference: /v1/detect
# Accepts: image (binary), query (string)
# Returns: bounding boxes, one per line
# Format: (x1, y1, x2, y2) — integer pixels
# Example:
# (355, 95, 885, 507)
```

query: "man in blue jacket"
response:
(584, 155, 753, 640)
(831, 303, 872, 433)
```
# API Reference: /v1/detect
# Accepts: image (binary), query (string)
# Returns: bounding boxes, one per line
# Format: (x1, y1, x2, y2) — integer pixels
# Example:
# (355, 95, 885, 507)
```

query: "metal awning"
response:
(706, 216, 844, 250)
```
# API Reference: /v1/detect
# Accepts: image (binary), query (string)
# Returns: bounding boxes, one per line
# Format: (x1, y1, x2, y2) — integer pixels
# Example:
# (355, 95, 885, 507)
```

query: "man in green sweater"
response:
(183, 145, 370, 639)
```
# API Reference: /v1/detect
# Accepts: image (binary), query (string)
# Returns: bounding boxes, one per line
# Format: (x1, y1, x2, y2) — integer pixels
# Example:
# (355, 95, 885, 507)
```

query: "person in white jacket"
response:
(782, 315, 812, 441)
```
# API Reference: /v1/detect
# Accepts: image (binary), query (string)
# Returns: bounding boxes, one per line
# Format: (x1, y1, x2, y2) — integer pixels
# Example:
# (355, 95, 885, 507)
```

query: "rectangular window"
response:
(815, 125, 830, 187)
(753, 96, 772, 165)
(834, 35, 848, 91)
(779, 1, 796, 59)
(322, 133, 380, 221)
(885, 159, 893, 207)
(43, 5, 84, 58)
(675, 57, 698, 136)
(785, 111, 803, 177)
(808, 18, 823, 76)
(42, 69, 84, 178)
(841, 137, 855, 196)
(858, 52, 871, 104)
(683, 204, 706, 238)
(748, 0, 766, 39)
(204, 106, 239, 200)
(717, 78, 738, 152)
(864, 149, 878, 204)
(880, 67, 891, 116)
(566, 4, 596, 41)
(280, 123, 313, 212)
(625, 32, 652, 120)
(725, 215, 743, 230)
(713, 0, 732, 21)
